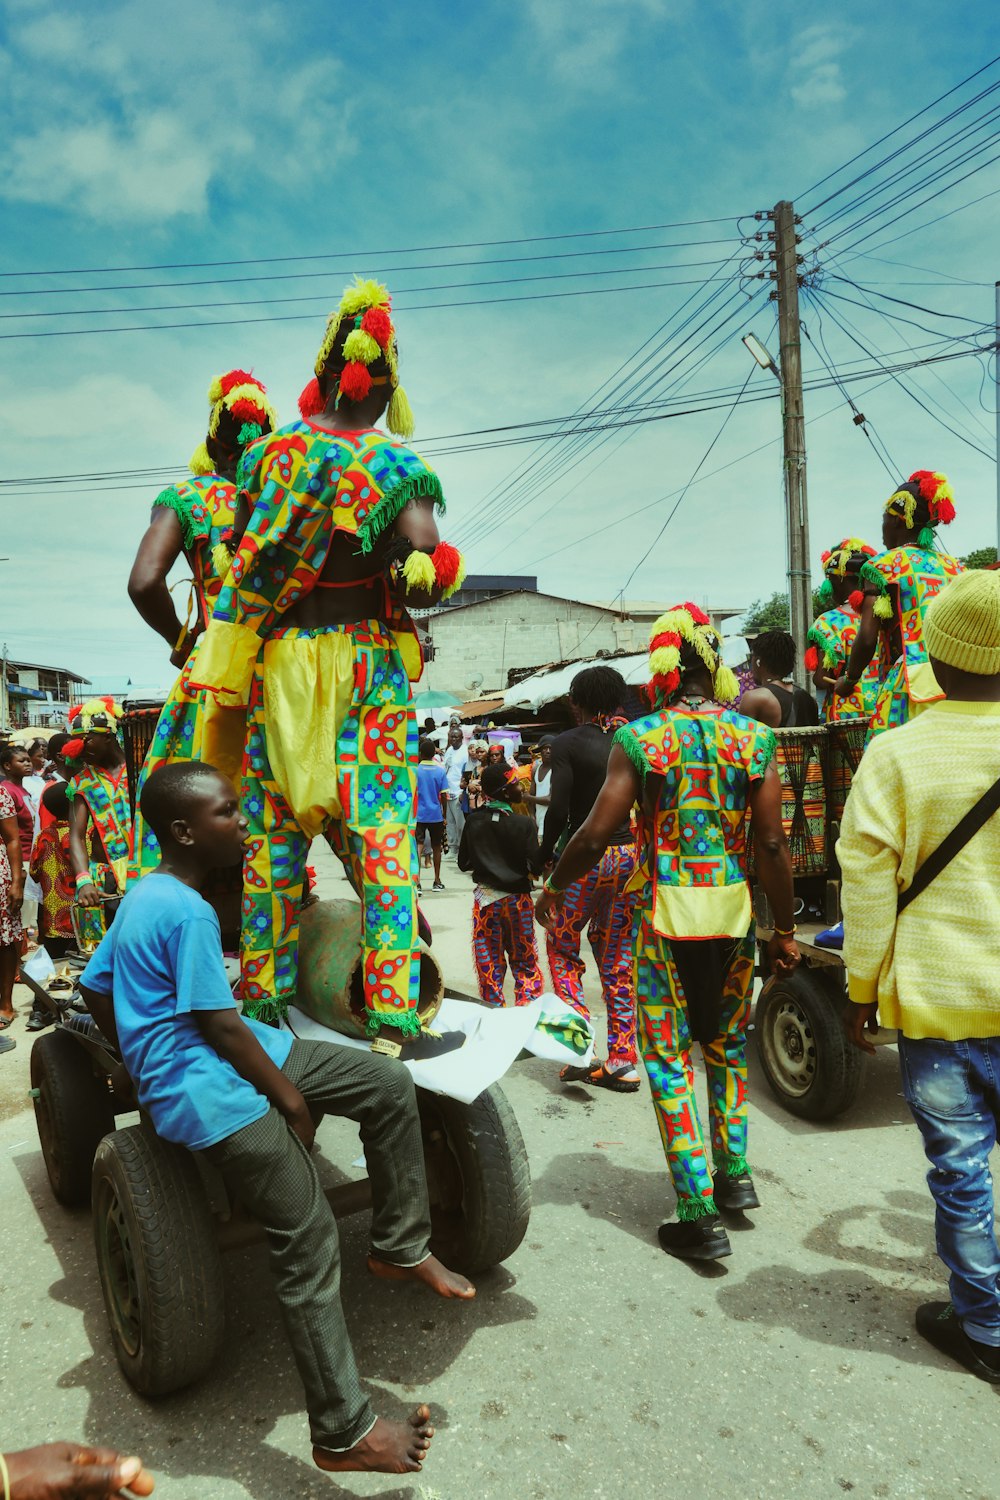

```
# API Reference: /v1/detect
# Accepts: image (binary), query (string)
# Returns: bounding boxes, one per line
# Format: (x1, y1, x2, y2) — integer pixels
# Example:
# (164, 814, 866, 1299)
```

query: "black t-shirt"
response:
(539, 722, 632, 864)
(763, 682, 820, 728)
(458, 806, 542, 894)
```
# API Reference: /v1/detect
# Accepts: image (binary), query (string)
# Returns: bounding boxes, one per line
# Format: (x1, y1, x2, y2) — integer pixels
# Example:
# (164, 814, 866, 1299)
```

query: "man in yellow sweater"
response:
(839, 569, 1000, 1382)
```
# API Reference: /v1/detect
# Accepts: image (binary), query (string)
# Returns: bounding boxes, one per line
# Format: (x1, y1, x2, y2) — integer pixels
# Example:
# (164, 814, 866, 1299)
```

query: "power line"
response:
(0, 218, 745, 280)
(800, 309, 900, 480)
(839, 181, 1000, 261)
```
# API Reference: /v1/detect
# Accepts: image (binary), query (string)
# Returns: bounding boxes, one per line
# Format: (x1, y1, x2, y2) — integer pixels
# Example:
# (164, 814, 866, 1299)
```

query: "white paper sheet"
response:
(284, 993, 593, 1105)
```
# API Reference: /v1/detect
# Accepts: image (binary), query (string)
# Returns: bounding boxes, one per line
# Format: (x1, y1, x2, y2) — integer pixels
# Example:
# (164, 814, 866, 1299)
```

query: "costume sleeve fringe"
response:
(613, 725, 647, 780)
(357, 470, 445, 554)
(152, 486, 205, 551)
(859, 560, 887, 595)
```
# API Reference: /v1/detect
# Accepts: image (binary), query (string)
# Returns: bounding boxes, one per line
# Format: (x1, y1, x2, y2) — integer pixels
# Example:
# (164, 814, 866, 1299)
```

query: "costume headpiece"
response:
(189, 370, 277, 476)
(884, 469, 956, 548)
(646, 603, 739, 710)
(816, 537, 877, 610)
(298, 278, 414, 440)
(67, 697, 123, 736)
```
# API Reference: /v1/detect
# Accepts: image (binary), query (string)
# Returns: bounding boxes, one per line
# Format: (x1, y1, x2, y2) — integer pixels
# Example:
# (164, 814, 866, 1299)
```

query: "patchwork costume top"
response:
(860, 546, 963, 738)
(807, 605, 884, 723)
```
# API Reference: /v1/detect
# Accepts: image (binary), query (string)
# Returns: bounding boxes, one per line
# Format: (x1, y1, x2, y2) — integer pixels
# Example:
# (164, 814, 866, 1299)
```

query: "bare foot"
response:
(367, 1251, 476, 1299)
(313, 1406, 434, 1474)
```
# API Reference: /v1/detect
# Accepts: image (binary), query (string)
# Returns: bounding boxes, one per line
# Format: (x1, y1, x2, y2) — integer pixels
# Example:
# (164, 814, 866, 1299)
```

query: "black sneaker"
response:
(371, 1025, 466, 1062)
(916, 1301, 1000, 1383)
(432, 881, 445, 892)
(25, 1006, 53, 1033)
(657, 1216, 732, 1262)
(714, 1172, 761, 1212)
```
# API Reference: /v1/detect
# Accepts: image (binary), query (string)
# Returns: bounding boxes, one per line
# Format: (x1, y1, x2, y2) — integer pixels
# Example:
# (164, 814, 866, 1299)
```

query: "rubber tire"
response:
(417, 1082, 531, 1273)
(31, 1026, 116, 1207)
(754, 965, 865, 1121)
(92, 1124, 225, 1397)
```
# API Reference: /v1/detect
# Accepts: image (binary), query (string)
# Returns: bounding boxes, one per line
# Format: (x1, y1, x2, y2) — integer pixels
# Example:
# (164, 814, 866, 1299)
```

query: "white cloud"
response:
(521, 0, 676, 83)
(789, 23, 851, 108)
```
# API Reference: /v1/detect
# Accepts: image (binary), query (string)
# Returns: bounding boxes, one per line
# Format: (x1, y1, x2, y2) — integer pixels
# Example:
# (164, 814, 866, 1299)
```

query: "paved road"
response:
(0, 846, 995, 1499)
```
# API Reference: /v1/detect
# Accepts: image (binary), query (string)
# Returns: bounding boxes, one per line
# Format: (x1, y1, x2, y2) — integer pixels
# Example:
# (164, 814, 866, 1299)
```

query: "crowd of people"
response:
(3, 266, 998, 1487)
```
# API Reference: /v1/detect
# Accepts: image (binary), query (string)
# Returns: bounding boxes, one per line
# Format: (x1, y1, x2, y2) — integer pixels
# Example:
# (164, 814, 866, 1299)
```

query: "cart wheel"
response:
(92, 1125, 225, 1396)
(755, 966, 864, 1121)
(31, 1027, 116, 1206)
(417, 1082, 531, 1273)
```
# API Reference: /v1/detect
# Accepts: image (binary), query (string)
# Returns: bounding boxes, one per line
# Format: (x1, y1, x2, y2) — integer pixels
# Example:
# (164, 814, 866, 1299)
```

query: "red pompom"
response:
(650, 668, 681, 698)
(63, 737, 85, 759)
(649, 629, 681, 654)
(804, 646, 819, 672)
(219, 369, 256, 396)
(229, 397, 268, 424)
(339, 362, 372, 402)
(820, 550, 832, 566)
(298, 378, 324, 418)
(683, 601, 710, 626)
(909, 469, 939, 502)
(68, 704, 82, 723)
(431, 542, 463, 590)
(848, 589, 865, 612)
(934, 497, 955, 525)
(361, 306, 393, 349)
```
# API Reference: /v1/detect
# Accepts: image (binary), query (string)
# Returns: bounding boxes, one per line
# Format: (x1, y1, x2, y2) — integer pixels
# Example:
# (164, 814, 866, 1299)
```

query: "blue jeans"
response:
(899, 1034, 1000, 1345)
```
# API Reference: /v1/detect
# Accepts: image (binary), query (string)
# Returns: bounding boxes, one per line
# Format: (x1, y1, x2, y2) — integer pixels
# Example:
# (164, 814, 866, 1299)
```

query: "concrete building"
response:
(416, 591, 744, 697)
(2, 658, 90, 730)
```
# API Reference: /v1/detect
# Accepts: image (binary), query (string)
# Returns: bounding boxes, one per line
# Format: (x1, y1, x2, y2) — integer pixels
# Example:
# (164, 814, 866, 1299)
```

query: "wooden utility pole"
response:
(771, 201, 812, 688)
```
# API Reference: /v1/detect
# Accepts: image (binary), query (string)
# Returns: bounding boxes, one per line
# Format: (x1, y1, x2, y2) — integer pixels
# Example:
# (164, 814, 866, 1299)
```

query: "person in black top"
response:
(539, 666, 639, 1091)
(738, 630, 820, 729)
(458, 763, 544, 1008)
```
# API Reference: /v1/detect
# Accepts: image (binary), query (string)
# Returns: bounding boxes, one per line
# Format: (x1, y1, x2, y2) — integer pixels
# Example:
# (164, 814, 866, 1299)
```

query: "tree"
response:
(742, 589, 827, 634)
(960, 546, 998, 570)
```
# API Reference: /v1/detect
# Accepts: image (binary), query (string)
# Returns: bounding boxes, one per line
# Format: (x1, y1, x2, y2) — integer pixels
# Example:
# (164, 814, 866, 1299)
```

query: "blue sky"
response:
(1, 0, 997, 697)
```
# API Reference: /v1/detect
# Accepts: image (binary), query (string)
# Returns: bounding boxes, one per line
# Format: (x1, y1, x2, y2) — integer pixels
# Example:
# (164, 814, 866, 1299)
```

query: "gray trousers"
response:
(201, 1039, 431, 1450)
(445, 796, 465, 854)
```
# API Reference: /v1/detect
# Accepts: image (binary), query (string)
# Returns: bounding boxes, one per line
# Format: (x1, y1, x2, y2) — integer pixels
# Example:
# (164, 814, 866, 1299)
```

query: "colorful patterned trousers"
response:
(634, 914, 755, 1219)
(472, 890, 544, 1008)
(546, 842, 638, 1067)
(240, 621, 421, 1034)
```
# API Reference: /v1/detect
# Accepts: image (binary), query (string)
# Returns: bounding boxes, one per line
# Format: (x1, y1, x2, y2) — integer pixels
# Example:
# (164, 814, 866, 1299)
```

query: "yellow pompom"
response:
(873, 594, 894, 620)
(189, 442, 214, 476)
(211, 543, 234, 582)
(440, 553, 467, 600)
(207, 375, 223, 404)
(649, 645, 680, 676)
(713, 665, 740, 704)
(339, 278, 390, 318)
(343, 329, 381, 365)
(387, 384, 415, 440)
(401, 549, 437, 592)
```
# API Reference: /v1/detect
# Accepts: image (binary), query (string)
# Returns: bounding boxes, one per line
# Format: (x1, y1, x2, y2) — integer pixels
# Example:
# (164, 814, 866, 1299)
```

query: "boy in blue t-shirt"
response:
(80, 762, 474, 1478)
(414, 737, 448, 892)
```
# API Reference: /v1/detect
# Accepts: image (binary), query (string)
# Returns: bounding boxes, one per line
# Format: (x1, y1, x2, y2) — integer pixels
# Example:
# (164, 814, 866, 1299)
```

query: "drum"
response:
(826, 717, 867, 835)
(749, 726, 828, 878)
(120, 700, 166, 816)
(294, 898, 443, 1040)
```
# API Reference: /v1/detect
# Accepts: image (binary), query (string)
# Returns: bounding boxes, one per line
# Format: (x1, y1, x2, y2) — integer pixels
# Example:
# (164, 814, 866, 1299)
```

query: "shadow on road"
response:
(15, 1137, 536, 1500)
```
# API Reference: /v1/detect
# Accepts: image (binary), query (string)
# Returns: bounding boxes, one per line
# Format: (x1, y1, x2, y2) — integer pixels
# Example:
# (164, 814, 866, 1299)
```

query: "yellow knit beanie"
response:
(925, 569, 1000, 675)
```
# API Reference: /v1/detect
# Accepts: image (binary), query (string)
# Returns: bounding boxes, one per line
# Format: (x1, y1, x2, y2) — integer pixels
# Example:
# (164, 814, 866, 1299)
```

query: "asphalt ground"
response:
(1, 841, 997, 1499)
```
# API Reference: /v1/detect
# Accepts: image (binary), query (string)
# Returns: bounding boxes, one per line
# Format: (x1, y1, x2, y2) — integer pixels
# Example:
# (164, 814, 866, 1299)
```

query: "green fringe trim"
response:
(365, 1008, 423, 1039)
(715, 1153, 751, 1178)
(858, 560, 887, 595)
(357, 471, 445, 555)
(676, 1198, 719, 1223)
(152, 484, 206, 551)
(816, 577, 834, 607)
(612, 725, 647, 780)
(807, 626, 839, 671)
(241, 995, 288, 1027)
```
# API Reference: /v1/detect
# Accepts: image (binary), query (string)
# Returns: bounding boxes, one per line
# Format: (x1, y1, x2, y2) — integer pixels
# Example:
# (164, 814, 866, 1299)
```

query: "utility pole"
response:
(770, 201, 812, 688)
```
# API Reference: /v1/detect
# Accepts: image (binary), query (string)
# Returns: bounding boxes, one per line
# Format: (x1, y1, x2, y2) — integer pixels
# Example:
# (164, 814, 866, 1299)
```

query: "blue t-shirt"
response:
(81, 874, 293, 1151)
(416, 762, 447, 823)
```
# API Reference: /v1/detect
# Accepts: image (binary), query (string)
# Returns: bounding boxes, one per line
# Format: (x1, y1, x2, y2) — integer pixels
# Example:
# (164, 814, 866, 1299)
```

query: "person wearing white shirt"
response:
(441, 726, 470, 858)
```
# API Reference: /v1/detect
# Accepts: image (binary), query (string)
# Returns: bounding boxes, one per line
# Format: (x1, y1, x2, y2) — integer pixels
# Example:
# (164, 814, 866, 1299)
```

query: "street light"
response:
(741, 333, 779, 379)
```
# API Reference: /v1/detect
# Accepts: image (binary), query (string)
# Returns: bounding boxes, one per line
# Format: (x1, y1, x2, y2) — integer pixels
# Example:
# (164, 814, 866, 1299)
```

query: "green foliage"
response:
(742, 589, 827, 633)
(960, 546, 998, 570)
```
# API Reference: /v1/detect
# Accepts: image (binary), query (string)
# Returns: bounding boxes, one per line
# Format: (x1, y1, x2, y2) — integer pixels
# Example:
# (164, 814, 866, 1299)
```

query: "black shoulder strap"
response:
(898, 773, 1000, 915)
(767, 683, 796, 727)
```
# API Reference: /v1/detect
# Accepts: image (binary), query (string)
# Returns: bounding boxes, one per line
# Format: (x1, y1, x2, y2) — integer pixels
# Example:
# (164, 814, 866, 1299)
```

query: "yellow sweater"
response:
(839, 700, 1000, 1040)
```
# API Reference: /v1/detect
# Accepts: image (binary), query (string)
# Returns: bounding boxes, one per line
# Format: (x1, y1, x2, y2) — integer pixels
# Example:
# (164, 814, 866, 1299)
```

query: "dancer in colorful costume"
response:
(805, 538, 883, 722)
(65, 699, 130, 927)
(128, 371, 277, 878)
(835, 471, 963, 737)
(191, 280, 466, 1055)
(536, 605, 799, 1262)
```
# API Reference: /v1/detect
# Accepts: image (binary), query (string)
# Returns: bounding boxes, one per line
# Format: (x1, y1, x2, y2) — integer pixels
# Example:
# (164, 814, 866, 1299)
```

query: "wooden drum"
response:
(120, 699, 166, 817)
(825, 716, 868, 835)
(749, 725, 828, 878)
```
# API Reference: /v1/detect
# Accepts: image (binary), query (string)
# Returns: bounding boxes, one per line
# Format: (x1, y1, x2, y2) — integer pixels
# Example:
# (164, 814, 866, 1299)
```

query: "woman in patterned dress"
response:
(0, 784, 25, 1028)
